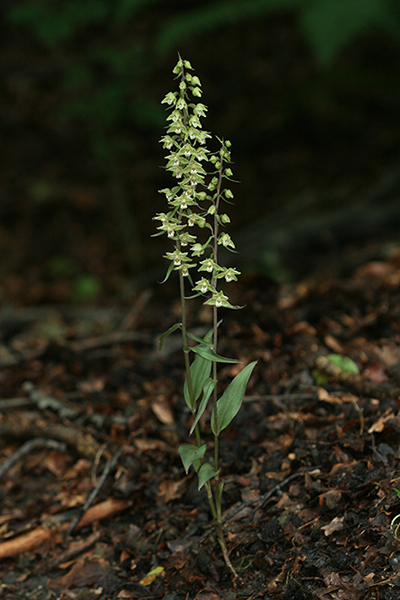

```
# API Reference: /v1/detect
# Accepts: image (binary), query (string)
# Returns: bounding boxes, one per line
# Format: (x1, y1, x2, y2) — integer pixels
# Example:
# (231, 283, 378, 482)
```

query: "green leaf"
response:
(159, 322, 181, 351)
(394, 488, 400, 499)
(190, 377, 217, 434)
(160, 261, 175, 284)
(192, 344, 241, 364)
(212, 361, 257, 435)
(326, 354, 359, 374)
(183, 354, 212, 410)
(178, 443, 206, 474)
(187, 330, 213, 347)
(197, 463, 220, 490)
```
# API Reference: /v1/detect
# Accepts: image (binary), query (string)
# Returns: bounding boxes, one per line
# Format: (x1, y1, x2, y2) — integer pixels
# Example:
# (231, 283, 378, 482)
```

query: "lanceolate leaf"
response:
(190, 377, 217, 434)
(159, 261, 175, 284)
(197, 463, 220, 490)
(159, 322, 182, 351)
(187, 330, 213, 346)
(178, 443, 206, 474)
(211, 361, 257, 435)
(192, 344, 241, 364)
(183, 354, 211, 410)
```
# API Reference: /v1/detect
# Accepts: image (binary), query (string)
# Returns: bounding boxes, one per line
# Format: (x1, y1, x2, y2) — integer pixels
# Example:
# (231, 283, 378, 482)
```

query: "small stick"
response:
(0, 498, 131, 560)
(65, 446, 124, 536)
(244, 392, 318, 403)
(0, 438, 68, 479)
(0, 396, 34, 411)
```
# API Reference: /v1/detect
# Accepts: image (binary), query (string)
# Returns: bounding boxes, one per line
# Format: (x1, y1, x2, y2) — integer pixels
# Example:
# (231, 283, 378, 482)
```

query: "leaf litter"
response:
(2, 256, 400, 598)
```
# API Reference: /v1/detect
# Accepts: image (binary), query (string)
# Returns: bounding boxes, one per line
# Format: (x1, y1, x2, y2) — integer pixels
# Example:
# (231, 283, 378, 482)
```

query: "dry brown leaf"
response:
(321, 516, 344, 536)
(50, 557, 111, 590)
(368, 412, 394, 433)
(324, 334, 344, 353)
(133, 438, 172, 453)
(151, 395, 174, 425)
(318, 388, 343, 404)
(319, 489, 342, 509)
(157, 477, 187, 502)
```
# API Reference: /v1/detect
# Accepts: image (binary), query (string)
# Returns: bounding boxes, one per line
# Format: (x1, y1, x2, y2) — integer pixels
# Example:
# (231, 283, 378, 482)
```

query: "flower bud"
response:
(172, 59, 183, 74)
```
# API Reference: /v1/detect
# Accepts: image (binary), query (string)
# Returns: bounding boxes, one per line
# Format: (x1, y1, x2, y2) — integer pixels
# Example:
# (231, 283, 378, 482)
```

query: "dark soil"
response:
(2, 5, 400, 599)
(2, 258, 400, 599)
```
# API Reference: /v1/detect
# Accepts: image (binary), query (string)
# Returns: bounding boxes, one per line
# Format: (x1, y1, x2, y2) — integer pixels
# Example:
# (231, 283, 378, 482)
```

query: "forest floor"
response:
(2, 251, 400, 600)
(2, 7, 400, 599)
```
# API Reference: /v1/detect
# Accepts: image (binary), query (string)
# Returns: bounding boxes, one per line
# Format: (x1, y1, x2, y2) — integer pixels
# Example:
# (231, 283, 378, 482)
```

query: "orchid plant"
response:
(153, 56, 256, 577)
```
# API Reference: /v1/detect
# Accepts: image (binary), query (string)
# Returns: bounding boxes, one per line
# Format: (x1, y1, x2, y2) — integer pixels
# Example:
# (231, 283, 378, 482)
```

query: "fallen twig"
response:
(0, 414, 105, 459)
(0, 438, 68, 479)
(0, 497, 132, 560)
(65, 446, 124, 536)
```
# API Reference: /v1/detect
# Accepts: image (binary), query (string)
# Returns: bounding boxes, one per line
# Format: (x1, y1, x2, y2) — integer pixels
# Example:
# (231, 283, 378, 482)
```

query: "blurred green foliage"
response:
(8, 0, 162, 45)
(71, 274, 103, 303)
(7, 0, 400, 275)
(155, 0, 400, 64)
(8, 0, 400, 135)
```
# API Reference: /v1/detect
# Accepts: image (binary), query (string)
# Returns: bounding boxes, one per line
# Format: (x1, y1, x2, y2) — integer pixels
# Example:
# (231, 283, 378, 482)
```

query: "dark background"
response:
(1, 0, 400, 304)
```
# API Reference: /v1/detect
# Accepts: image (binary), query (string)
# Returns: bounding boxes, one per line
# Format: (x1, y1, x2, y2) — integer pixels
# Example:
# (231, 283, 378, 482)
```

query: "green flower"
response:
(181, 264, 195, 277)
(165, 250, 189, 268)
(193, 103, 208, 118)
(218, 233, 235, 249)
(181, 144, 193, 158)
(179, 232, 196, 246)
(199, 258, 220, 274)
(162, 92, 177, 105)
(155, 218, 185, 238)
(167, 110, 182, 123)
(193, 278, 216, 294)
(194, 148, 209, 161)
(191, 243, 205, 257)
(204, 291, 234, 309)
(160, 136, 175, 150)
(189, 115, 201, 129)
(217, 267, 241, 283)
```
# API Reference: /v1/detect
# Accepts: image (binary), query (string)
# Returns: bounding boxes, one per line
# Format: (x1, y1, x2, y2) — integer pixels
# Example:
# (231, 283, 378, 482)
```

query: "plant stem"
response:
(209, 145, 238, 577)
(179, 268, 219, 524)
